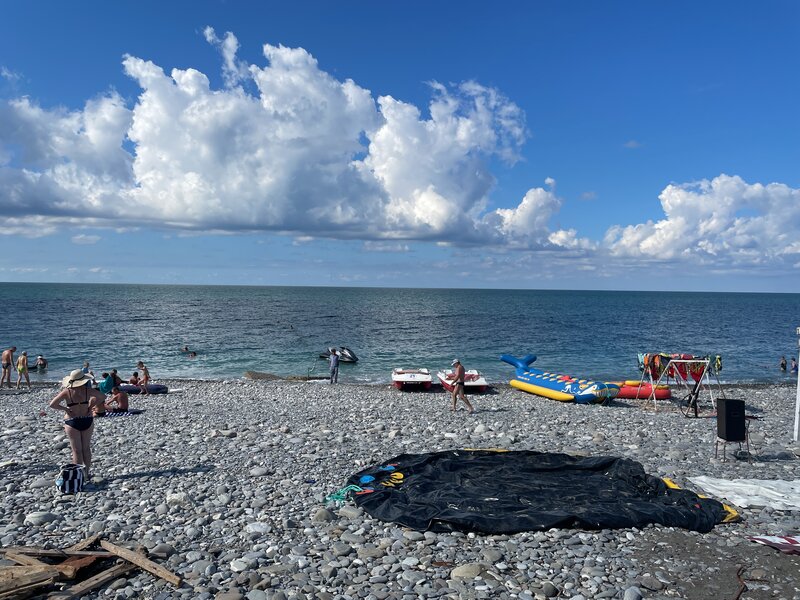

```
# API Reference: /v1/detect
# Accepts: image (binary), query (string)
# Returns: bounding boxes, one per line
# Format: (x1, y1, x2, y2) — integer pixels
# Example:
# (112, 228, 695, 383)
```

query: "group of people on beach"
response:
(1, 346, 48, 390)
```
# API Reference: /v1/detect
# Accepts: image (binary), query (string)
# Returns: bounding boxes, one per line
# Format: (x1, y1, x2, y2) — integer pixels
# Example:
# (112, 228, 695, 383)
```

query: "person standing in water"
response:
(448, 359, 474, 414)
(780, 356, 787, 371)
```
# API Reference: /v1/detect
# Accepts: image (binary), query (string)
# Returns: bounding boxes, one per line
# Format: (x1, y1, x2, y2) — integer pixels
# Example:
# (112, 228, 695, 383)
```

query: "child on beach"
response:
(136, 361, 151, 395)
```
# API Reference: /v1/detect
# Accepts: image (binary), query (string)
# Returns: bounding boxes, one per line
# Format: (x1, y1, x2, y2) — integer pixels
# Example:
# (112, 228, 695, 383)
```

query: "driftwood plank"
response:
(0, 566, 60, 597)
(3, 552, 93, 579)
(47, 562, 134, 600)
(99, 541, 182, 587)
(0, 548, 112, 558)
(64, 534, 101, 553)
(3, 553, 47, 568)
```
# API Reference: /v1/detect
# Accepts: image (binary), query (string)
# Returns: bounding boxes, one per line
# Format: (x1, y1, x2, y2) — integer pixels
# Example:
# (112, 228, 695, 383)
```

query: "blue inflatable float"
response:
(501, 354, 619, 404)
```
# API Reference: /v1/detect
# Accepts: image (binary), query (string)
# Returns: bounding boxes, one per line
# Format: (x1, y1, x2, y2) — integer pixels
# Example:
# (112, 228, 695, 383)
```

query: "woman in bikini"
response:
(49, 369, 106, 478)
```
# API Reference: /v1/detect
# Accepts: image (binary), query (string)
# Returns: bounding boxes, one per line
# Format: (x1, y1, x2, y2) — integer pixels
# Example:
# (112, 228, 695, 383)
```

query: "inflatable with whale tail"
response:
(501, 354, 619, 404)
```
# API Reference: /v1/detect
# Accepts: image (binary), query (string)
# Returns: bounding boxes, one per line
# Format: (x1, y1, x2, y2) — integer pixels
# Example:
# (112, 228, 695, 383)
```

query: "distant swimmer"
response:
(1, 346, 16, 388)
(780, 356, 787, 371)
(792, 358, 798, 374)
(35, 355, 48, 370)
(188, 351, 197, 358)
(181, 345, 190, 353)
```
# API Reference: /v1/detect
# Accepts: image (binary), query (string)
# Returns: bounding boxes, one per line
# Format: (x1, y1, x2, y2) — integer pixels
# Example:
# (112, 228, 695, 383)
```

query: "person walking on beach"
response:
(329, 349, 340, 384)
(49, 369, 105, 480)
(15, 351, 31, 390)
(449, 359, 474, 414)
(136, 361, 151, 394)
(1, 347, 15, 388)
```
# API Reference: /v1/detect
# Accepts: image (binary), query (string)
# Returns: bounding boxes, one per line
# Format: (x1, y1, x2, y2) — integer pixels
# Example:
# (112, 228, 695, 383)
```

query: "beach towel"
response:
(689, 476, 800, 510)
(748, 535, 800, 555)
(98, 409, 144, 417)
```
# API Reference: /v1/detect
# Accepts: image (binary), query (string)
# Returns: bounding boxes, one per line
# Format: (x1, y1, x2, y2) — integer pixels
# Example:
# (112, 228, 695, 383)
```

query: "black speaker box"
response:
(717, 399, 746, 441)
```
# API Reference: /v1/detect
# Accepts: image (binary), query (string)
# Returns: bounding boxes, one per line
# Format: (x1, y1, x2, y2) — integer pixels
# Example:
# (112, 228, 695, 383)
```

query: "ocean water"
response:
(1, 283, 798, 385)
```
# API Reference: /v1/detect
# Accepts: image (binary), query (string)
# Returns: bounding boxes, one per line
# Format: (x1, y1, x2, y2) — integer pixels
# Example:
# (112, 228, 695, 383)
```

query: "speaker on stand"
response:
(715, 399, 749, 459)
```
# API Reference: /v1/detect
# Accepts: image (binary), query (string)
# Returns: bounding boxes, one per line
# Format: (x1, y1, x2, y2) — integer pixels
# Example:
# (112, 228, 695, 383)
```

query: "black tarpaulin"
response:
(345, 450, 729, 533)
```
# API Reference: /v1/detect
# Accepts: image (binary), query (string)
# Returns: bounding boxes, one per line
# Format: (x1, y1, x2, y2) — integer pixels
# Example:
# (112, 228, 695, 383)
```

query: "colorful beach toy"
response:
(500, 354, 619, 404)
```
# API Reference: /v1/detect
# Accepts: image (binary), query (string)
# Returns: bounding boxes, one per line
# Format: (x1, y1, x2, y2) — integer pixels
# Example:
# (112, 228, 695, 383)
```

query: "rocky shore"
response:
(1, 380, 799, 600)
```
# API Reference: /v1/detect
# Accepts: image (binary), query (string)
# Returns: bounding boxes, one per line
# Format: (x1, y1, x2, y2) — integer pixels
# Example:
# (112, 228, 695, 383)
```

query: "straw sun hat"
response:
(62, 369, 92, 388)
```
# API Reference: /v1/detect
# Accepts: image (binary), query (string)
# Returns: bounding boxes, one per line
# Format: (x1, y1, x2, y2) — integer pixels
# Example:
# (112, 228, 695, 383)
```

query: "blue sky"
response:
(1, 1, 798, 291)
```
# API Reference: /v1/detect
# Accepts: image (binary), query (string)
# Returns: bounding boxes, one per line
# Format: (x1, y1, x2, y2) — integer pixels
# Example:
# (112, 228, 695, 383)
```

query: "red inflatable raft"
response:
(610, 380, 672, 400)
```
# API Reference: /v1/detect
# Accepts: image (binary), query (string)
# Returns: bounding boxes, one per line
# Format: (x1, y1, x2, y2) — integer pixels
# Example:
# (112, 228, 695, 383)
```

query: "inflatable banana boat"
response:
(501, 354, 619, 404)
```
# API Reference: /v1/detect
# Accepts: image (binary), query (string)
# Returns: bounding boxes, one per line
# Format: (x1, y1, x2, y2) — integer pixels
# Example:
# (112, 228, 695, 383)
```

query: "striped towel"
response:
(748, 535, 800, 555)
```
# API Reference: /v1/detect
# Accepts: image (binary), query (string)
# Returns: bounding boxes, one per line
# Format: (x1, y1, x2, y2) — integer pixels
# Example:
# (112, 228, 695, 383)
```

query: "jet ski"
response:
(319, 346, 359, 363)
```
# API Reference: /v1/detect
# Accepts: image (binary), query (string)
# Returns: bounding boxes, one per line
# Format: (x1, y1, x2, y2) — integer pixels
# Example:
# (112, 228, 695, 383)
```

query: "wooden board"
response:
(47, 562, 134, 600)
(100, 541, 182, 587)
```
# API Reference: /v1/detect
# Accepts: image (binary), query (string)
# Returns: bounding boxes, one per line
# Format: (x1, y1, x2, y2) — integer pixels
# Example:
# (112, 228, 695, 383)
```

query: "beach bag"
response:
(56, 463, 85, 494)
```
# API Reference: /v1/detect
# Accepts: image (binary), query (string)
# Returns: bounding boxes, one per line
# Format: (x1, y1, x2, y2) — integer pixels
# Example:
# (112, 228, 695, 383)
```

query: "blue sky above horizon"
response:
(1, 1, 798, 292)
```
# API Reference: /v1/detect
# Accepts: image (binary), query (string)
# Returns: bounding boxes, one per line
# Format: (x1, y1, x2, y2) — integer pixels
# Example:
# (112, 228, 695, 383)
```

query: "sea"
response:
(2, 283, 798, 386)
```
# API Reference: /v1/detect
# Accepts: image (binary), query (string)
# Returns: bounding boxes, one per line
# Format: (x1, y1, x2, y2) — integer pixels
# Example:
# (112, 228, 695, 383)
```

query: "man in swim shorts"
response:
(105, 386, 129, 413)
(1, 347, 15, 388)
(16, 351, 31, 390)
(449, 359, 474, 414)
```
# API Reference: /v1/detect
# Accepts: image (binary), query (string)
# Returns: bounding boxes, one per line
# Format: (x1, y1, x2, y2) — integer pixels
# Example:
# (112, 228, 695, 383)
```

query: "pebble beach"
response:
(1, 379, 799, 600)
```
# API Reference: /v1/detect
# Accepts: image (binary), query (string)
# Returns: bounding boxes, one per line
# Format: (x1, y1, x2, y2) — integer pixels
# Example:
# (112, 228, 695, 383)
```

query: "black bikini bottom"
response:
(65, 416, 94, 431)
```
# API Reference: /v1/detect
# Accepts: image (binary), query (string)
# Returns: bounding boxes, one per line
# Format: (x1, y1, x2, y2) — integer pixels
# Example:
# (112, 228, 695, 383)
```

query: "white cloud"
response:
(71, 234, 101, 245)
(624, 140, 642, 149)
(363, 241, 410, 253)
(0, 32, 797, 277)
(604, 175, 800, 268)
(0, 67, 21, 83)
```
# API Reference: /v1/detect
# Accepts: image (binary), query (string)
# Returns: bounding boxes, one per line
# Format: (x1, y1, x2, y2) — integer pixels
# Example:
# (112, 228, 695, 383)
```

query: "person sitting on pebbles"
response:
(105, 386, 129, 413)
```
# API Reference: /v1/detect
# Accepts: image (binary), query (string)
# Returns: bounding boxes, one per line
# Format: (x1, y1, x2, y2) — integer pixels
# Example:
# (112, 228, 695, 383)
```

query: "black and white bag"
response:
(55, 464, 85, 494)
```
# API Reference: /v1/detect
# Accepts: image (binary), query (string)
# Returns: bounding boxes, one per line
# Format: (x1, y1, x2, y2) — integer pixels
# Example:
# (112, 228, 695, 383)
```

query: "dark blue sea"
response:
(1, 283, 798, 385)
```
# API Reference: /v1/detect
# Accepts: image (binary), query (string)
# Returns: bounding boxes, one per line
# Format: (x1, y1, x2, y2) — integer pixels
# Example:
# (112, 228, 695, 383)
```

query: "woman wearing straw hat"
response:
(49, 369, 106, 479)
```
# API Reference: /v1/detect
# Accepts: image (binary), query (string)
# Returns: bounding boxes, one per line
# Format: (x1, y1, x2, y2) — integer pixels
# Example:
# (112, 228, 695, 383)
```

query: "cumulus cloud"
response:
(605, 175, 800, 268)
(0, 30, 797, 275)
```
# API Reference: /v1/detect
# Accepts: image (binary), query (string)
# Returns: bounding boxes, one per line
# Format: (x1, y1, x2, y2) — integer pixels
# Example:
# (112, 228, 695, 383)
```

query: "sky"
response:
(0, 1, 798, 291)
